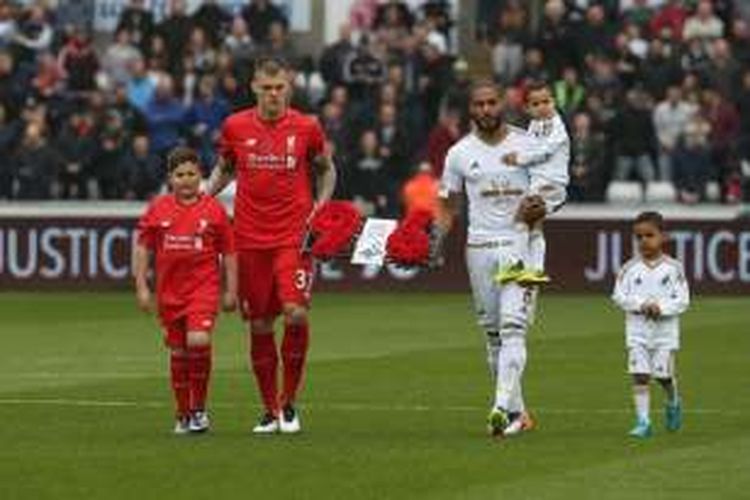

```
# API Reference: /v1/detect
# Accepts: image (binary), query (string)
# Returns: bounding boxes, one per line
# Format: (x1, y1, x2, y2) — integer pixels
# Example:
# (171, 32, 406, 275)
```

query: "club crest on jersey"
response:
(245, 137, 257, 147)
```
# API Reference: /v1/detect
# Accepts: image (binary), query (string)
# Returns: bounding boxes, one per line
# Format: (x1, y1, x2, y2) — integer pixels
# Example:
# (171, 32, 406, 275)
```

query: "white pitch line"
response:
(0, 398, 741, 416)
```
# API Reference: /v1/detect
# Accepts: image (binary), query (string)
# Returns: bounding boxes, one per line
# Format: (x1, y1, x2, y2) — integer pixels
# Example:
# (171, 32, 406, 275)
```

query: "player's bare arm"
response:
(206, 155, 235, 197)
(312, 152, 337, 207)
(222, 253, 238, 312)
(132, 243, 152, 312)
(437, 191, 463, 235)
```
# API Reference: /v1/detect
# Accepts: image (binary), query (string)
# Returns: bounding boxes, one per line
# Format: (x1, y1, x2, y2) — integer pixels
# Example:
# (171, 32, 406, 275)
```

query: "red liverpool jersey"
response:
(218, 108, 327, 249)
(137, 194, 235, 316)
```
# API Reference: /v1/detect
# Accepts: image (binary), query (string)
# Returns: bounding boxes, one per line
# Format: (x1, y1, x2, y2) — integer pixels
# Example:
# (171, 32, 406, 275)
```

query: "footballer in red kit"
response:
(208, 57, 337, 434)
(134, 147, 238, 435)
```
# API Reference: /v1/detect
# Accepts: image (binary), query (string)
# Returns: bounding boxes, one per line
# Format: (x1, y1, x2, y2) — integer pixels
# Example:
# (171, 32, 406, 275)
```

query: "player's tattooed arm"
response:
(312, 152, 337, 206)
(206, 155, 235, 196)
(132, 243, 152, 312)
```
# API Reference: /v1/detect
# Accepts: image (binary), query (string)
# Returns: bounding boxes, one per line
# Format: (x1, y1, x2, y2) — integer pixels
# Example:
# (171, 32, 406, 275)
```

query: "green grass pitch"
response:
(0, 292, 748, 499)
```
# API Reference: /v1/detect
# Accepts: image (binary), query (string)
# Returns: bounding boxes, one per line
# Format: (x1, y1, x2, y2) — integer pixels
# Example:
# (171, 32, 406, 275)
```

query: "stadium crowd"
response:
(0, 0, 748, 208)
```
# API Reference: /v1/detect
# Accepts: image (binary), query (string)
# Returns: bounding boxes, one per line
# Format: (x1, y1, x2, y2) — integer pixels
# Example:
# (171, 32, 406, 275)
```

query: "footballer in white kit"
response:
(438, 80, 547, 437)
(498, 82, 570, 285)
(612, 211, 690, 438)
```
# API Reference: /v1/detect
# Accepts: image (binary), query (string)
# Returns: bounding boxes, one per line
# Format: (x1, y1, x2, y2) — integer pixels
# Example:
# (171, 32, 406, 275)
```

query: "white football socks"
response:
(633, 385, 650, 422)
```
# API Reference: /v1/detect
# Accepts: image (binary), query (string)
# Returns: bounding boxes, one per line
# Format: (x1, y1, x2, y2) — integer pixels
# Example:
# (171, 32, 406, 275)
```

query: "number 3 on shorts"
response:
(294, 268, 314, 296)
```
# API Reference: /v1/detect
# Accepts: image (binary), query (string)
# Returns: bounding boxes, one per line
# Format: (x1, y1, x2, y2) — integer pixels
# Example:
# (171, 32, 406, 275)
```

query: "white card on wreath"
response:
(351, 218, 398, 266)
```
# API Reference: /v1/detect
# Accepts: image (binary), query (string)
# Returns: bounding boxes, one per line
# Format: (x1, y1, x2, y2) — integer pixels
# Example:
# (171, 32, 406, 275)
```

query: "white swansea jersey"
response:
(441, 128, 532, 245)
(611, 255, 690, 350)
(519, 112, 570, 188)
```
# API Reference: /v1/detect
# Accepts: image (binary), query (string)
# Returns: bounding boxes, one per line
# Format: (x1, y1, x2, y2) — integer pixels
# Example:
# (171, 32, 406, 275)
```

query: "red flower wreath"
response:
(308, 201, 362, 259)
(386, 210, 435, 266)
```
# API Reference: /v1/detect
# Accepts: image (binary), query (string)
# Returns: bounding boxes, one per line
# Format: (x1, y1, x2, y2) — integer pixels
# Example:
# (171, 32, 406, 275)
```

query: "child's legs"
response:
(185, 315, 215, 412)
(652, 349, 678, 402)
(628, 345, 652, 422)
(163, 317, 190, 418)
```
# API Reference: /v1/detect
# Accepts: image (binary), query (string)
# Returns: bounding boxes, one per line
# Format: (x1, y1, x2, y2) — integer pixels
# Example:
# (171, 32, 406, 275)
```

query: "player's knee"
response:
(633, 374, 650, 385)
(283, 304, 308, 325)
(250, 318, 274, 335)
(186, 330, 211, 347)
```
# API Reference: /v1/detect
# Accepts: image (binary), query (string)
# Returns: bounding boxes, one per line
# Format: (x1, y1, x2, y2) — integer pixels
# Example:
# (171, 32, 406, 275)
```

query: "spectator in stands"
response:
(55, 0, 94, 35)
(623, 0, 654, 30)
(730, 19, 750, 68)
(653, 85, 696, 181)
(423, 106, 461, 177)
(146, 33, 170, 74)
(58, 29, 99, 94)
(418, 35, 452, 127)
(12, 5, 53, 66)
(224, 16, 256, 84)
(103, 29, 142, 88)
(319, 23, 355, 87)
(259, 20, 297, 65)
(640, 38, 682, 100)
(672, 114, 713, 203)
(111, 83, 146, 136)
(0, 50, 26, 118)
(31, 52, 63, 100)
(13, 121, 59, 200)
(191, 0, 230, 47)
(0, 102, 20, 199)
(242, 0, 288, 45)
(185, 26, 217, 76)
(737, 70, 750, 146)
(702, 87, 740, 192)
(611, 89, 657, 184)
(650, 0, 687, 40)
(157, 0, 194, 73)
(349, 129, 392, 216)
(375, 0, 414, 50)
(120, 133, 161, 200)
(708, 38, 740, 100)
(537, 0, 574, 78)
(342, 35, 386, 104)
(144, 74, 186, 169)
(554, 66, 586, 117)
(374, 101, 410, 183)
(683, 0, 724, 46)
(491, 4, 526, 85)
(117, 0, 154, 53)
(569, 111, 605, 202)
(186, 74, 229, 172)
(56, 110, 96, 199)
(0, 4, 17, 48)
(126, 57, 155, 112)
(92, 110, 128, 199)
(573, 5, 614, 67)
(517, 47, 549, 86)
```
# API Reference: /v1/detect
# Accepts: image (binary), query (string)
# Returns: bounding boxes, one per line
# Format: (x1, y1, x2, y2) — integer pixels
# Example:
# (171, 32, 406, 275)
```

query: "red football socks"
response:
(170, 350, 190, 418)
(281, 322, 310, 407)
(251, 333, 279, 415)
(187, 345, 212, 412)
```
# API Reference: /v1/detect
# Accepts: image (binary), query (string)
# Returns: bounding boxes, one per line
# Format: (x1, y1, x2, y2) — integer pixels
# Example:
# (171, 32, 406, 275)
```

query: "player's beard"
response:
(472, 113, 503, 134)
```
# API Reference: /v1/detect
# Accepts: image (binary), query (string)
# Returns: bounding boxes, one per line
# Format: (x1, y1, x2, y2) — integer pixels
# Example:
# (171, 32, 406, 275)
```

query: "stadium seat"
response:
(606, 181, 643, 204)
(645, 181, 677, 203)
(706, 181, 721, 202)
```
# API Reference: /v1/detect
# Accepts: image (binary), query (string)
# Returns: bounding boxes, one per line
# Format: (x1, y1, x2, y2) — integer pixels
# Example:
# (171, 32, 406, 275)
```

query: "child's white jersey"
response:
(441, 128, 533, 245)
(517, 112, 570, 190)
(611, 255, 690, 350)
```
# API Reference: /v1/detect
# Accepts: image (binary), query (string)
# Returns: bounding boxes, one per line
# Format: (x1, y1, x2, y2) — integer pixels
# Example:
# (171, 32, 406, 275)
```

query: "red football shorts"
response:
(237, 247, 314, 320)
(160, 312, 216, 349)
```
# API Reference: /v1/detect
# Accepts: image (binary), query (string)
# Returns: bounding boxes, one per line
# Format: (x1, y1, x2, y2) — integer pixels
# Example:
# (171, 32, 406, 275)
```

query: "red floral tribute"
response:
(386, 210, 435, 266)
(308, 201, 363, 259)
